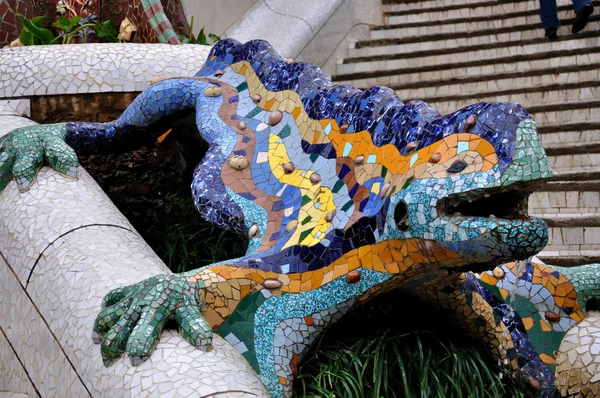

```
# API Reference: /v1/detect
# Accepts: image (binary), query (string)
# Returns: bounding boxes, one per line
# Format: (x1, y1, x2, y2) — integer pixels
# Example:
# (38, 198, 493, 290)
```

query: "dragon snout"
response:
(488, 217, 549, 260)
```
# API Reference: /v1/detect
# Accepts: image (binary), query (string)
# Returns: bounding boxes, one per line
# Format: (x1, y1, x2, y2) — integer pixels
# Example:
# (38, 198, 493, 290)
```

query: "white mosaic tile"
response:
(0, 116, 37, 138)
(0, 326, 38, 397)
(0, 44, 212, 99)
(0, 100, 30, 117)
(0, 118, 267, 396)
(556, 311, 600, 396)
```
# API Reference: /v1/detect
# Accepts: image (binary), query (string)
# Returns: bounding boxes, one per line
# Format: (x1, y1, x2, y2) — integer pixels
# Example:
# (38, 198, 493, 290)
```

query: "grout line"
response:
(0, 251, 93, 397)
(0, 323, 43, 398)
(24, 224, 134, 288)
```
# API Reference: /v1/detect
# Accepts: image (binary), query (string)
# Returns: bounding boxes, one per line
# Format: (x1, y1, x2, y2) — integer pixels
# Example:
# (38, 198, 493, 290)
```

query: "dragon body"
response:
(2, 39, 599, 398)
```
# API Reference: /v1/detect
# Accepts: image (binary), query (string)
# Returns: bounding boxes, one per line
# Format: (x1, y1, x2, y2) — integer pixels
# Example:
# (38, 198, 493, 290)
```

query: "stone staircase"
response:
(332, 0, 600, 266)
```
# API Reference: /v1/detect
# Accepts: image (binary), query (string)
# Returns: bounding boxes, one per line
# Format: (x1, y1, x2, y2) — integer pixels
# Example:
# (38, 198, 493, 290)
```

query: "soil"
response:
(37, 95, 209, 255)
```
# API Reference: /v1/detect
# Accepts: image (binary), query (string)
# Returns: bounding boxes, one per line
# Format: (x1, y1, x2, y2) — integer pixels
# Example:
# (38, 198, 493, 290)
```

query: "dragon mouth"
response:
(433, 181, 550, 263)
(437, 181, 542, 221)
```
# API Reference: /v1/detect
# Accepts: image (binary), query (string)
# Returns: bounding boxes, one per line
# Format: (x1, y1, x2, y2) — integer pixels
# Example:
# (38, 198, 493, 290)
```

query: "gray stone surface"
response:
(226, 0, 344, 59)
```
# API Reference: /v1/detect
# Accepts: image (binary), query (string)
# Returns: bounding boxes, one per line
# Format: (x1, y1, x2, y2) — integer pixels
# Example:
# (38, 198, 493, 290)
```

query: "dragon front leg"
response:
(92, 272, 213, 365)
(0, 77, 211, 192)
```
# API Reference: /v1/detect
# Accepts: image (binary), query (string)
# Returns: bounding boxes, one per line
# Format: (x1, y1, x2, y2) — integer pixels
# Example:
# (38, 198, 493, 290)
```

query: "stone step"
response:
(544, 141, 600, 157)
(336, 31, 600, 76)
(536, 246, 600, 266)
(549, 152, 600, 172)
(537, 232, 600, 266)
(423, 82, 600, 117)
(353, 16, 600, 60)
(534, 216, 600, 266)
(530, 101, 600, 130)
(332, 52, 600, 94)
(541, 213, 600, 227)
(540, 130, 600, 148)
(372, 2, 587, 41)
(380, 0, 571, 14)
(551, 169, 600, 181)
(383, 0, 590, 25)
(543, 180, 600, 193)
(530, 191, 600, 215)
(362, 0, 600, 266)
(397, 70, 600, 105)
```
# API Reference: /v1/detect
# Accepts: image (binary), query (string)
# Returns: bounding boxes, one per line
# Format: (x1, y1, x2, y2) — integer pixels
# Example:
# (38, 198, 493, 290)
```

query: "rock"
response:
(286, 219, 298, 232)
(238, 121, 247, 130)
(310, 172, 320, 184)
(118, 18, 137, 42)
(346, 271, 361, 284)
(228, 155, 249, 170)
(339, 124, 349, 134)
(380, 182, 391, 198)
(405, 141, 417, 153)
(454, 273, 467, 285)
(248, 224, 259, 238)
(545, 312, 560, 322)
(354, 155, 365, 165)
(150, 74, 164, 85)
(269, 111, 283, 126)
(429, 153, 442, 163)
(215, 70, 224, 77)
(285, 59, 294, 64)
(9, 38, 23, 47)
(251, 94, 262, 103)
(283, 162, 295, 174)
(447, 160, 468, 173)
(264, 279, 283, 289)
(205, 86, 223, 97)
(492, 267, 505, 279)
(466, 115, 476, 130)
(326, 210, 336, 222)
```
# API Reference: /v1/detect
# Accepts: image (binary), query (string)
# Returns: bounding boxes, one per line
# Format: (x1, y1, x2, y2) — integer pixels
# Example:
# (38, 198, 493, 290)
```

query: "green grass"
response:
(294, 330, 525, 398)
(154, 193, 248, 273)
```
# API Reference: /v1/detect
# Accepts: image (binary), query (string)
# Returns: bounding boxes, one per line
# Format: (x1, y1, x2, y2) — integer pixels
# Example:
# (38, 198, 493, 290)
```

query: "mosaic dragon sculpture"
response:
(1, 39, 599, 397)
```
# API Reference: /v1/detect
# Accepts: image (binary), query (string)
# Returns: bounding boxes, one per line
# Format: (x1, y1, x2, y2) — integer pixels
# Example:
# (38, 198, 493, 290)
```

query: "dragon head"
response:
(383, 101, 552, 271)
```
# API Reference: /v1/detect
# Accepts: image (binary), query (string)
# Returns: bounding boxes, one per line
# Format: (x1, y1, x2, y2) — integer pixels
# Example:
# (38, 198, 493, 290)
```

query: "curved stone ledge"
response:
(226, 0, 343, 58)
(0, 44, 212, 100)
(0, 117, 268, 397)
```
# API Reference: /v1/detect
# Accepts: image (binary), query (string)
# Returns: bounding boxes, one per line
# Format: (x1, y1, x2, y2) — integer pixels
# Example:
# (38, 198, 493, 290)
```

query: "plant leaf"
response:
(208, 33, 221, 43)
(177, 34, 191, 44)
(19, 16, 55, 45)
(197, 27, 207, 45)
(52, 15, 70, 31)
(19, 26, 35, 46)
(30, 16, 46, 27)
(94, 20, 118, 42)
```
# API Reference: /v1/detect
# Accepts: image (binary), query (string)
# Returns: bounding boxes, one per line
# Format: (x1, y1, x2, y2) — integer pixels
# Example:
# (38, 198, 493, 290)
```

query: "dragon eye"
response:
(447, 160, 467, 173)
(394, 200, 409, 231)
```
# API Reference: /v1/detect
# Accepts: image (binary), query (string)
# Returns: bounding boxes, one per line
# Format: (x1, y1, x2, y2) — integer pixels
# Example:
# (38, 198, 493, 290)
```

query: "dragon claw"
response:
(0, 124, 78, 193)
(93, 274, 208, 365)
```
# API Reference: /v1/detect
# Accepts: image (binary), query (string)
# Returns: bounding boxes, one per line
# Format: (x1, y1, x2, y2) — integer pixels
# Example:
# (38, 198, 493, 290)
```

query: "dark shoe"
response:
(573, 3, 594, 34)
(545, 27, 558, 40)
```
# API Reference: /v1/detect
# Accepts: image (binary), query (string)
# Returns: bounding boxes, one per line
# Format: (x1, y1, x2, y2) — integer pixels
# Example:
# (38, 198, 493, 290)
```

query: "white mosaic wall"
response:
(0, 100, 30, 118)
(0, 44, 212, 99)
(0, 42, 268, 396)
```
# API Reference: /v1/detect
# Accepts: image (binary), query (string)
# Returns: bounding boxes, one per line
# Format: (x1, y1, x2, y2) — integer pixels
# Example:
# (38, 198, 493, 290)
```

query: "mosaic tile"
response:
(0, 127, 268, 396)
(0, 44, 211, 99)
(1, 39, 600, 398)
